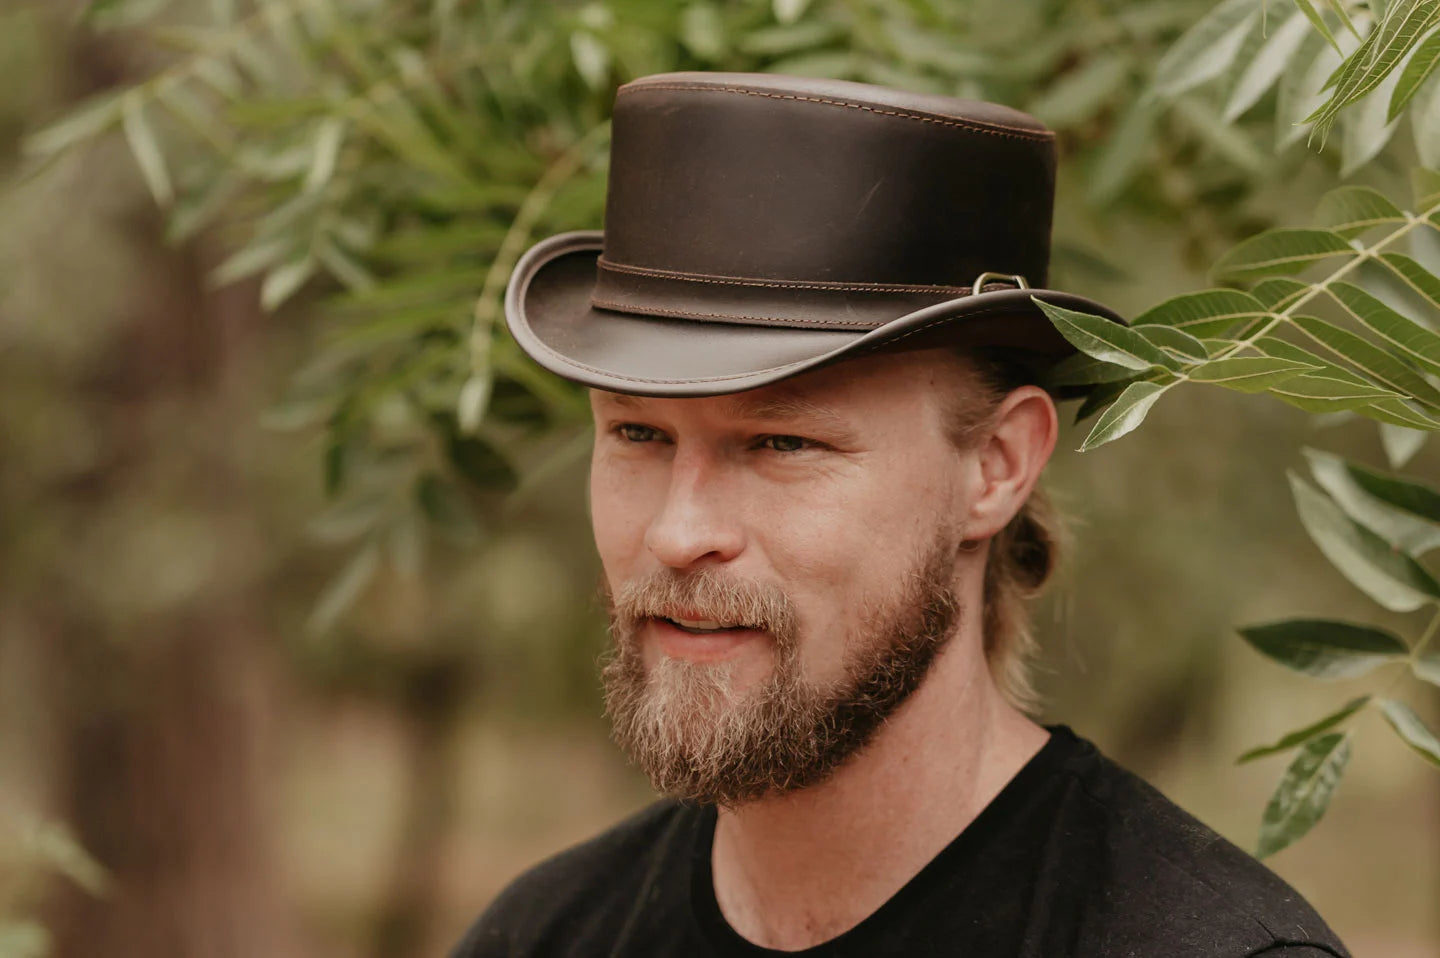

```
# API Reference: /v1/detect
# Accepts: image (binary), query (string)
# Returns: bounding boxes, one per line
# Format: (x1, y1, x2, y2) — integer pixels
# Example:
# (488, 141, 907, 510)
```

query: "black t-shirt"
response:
(452, 726, 1350, 957)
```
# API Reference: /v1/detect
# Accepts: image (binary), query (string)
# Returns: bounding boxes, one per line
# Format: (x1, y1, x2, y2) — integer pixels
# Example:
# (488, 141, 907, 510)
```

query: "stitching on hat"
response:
(522, 300, 1045, 386)
(590, 297, 882, 328)
(616, 83, 1053, 143)
(597, 257, 976, 295)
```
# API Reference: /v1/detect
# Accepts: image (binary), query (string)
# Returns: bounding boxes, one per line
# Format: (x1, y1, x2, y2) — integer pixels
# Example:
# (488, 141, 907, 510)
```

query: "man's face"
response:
(588, 349, 987, 805)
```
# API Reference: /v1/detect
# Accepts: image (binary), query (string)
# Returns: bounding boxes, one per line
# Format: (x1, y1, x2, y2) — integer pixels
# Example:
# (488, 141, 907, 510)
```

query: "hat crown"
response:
(601, 72, 1057, 293)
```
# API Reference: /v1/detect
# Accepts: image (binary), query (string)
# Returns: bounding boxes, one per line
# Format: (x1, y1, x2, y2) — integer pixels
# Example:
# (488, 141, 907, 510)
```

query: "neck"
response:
(708, 625, 1049, 951)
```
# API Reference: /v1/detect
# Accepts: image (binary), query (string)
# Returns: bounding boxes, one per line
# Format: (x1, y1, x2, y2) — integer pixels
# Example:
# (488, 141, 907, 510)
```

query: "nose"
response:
(643, 449, 745, 569)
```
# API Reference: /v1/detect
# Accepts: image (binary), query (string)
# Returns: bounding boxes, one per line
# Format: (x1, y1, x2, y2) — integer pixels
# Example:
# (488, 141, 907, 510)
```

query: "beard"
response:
(600, 530, 963, 807)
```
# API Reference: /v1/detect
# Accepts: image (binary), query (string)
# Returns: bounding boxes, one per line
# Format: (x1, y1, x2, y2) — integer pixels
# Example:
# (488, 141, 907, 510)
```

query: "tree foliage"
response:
(14, 0, 1440, 868)
(1039, 0, 1440, 858)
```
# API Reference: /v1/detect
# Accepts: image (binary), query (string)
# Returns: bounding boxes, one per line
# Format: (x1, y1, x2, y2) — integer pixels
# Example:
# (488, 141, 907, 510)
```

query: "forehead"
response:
(590, 348, 972, 422)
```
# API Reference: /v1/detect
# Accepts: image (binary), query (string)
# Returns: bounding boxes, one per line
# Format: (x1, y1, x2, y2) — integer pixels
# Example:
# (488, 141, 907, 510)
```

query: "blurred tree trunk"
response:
(33, 201, 301, 957)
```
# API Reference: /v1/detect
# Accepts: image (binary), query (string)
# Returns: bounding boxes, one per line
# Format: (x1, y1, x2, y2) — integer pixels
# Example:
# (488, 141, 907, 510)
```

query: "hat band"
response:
(590, 256, 988, 332)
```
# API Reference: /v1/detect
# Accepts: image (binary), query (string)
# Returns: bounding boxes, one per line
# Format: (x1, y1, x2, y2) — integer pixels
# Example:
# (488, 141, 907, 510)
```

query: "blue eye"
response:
(616, 423, 663, 442)
(759, 435, 809, 453)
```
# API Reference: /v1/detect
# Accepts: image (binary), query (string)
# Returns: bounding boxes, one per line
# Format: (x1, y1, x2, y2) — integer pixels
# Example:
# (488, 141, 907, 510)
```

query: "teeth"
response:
(675, 617, 725, 630)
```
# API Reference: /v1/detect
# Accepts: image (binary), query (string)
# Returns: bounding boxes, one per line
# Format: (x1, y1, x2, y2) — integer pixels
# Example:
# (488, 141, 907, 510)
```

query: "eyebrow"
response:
(602, 392, 860, 443)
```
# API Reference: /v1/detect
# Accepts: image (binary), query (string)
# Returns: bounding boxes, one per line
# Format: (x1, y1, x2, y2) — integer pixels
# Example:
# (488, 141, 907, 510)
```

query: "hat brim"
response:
(504, 231, 1126, 398)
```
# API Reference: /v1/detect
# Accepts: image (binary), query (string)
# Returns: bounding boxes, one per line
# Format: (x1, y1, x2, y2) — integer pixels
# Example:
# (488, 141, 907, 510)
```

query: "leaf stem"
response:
(1183, 203, 1440, 384)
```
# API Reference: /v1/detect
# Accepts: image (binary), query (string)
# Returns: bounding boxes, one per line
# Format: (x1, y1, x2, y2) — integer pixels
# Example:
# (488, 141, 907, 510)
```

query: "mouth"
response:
(644, 613, 768, 662)
(661, 615, 759, 635)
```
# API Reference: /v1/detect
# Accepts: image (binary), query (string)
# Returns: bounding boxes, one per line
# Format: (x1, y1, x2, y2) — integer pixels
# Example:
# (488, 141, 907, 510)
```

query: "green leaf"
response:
(1072, 377, 1137, 424)
(1238, 618, 1409, 677)
(415, 472, 482, 545)
(1212, 228, 1354, 282)
(766, 49, 861, 78)
(736, 21, 841, 56)
(446, 434, 518, 491)
(569, 32, 610, 90)
(1225, 10, 1314, 120)
(1412, 75, 1440, 166)
(1415, 166, 1440, 207)
(1363, 397, 1440, 429)
(1251, 277, 1311, 310)
(1305, 0, 1440, 142)
(1269, 372, 1404, 411)
(1379, 698, 1440, 766)
(1188, 356, 1320, 391)
(1135, 324, 1211, 361)
(212, 236, 293, 287)
(261, 257, 317, 311)
(1292, 0, 1343, 53)
(1315, 185, 1407, 237)
(1389, 26, 1440, 118)
(1415, 646, 1440, 686)
(1341, 58, 1405, 175)
(1088, 95, 1161, 205)
(1305, 447, 1440, 552)
(1172, 96, 1270, 175)
(1132, 289, 1271, 336)
(303, 116, 346, 194)
(27, 819, 111, 895)
(1379, 423, 1429, 466)
(307, 542, 380, 634)
(773, 0, 812, 24)
(1239, 696, 1370, 762)
(1376, 252, 1440, 316)
(1330, 281, 1440, 376)
(314, 238, 376, 294)
(1079, 380, 1170, 451)
(1029, 57, 1132, 128)
(1201, 337, 1244, 357)
(1326, 0, 1362, 38)
(680, 2, 727, 60)
(1278, 29, 1346, 145)
(323, 433, 360, 498)
(457, 371, 494, 433)
(1288, 469, 1440, 610)
(23, 90, 125, 156)
(1043, 353, 1141, 389)
(1343, 456, 1440, 526)
(1153, 0, 1263, 97)
(1034, 298, 1174, 370)
(306, 491, 388, 544)
(120, 92, 173, 205)
(0, 920, 49, 958)
(1255, 334, 1368, 374)
(1291, 314, 1440, 408)
(1257, 732, 1350, 858)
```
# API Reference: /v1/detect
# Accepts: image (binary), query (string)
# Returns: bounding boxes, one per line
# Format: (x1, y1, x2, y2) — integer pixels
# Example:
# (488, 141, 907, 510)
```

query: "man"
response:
(453, 72, 1349, 957)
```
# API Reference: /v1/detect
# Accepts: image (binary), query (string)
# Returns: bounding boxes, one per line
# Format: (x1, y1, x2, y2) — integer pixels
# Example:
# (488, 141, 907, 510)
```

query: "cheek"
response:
(757, 456, 951, 610)
(589, 455, 655, 575)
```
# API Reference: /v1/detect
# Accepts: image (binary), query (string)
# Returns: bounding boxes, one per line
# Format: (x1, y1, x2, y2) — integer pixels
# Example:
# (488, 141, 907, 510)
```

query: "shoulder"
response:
(449, 800, 695, 958)
(1052, 729, 1349, 957)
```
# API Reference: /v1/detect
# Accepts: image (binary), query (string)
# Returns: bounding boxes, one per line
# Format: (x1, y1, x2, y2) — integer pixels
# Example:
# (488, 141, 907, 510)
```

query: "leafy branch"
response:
(1039, 180, 1440, 451)
(1231, 448, 1440, 857)
(1148, 0, 1440, 174)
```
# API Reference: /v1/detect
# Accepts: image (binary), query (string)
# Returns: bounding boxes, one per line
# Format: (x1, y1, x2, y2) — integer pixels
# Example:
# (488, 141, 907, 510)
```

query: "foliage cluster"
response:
(1040, 0, 1440, 856)
(13, 0, 1440, 868)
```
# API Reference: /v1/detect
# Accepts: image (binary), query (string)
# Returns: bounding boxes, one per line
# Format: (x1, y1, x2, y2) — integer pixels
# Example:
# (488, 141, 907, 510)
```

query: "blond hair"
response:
(939, 347, 1067, 714)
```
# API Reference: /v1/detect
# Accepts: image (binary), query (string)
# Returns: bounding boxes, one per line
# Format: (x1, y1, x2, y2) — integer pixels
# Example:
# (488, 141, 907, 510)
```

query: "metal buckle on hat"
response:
(970, 271, 1030, 293)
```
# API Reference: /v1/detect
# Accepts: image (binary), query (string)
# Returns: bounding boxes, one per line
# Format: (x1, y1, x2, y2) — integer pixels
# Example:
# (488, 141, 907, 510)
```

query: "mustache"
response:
(604, 568, 799, 638)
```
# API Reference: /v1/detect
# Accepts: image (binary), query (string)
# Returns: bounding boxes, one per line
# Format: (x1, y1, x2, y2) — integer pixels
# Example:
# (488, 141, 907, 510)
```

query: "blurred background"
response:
(0, 0, 1437, 955)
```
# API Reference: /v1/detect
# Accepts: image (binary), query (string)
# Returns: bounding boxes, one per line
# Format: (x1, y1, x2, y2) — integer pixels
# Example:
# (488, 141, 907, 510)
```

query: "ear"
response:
(960, 386, 1058, 541)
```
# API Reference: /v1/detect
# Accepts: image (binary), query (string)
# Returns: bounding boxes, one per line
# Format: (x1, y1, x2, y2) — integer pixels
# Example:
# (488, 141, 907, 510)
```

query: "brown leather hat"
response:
(504, 71, 1124, 397)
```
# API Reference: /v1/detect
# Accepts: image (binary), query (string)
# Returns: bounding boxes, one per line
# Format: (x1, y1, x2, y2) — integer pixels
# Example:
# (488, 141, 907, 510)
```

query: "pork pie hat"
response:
(503, 71, 1126, 398)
